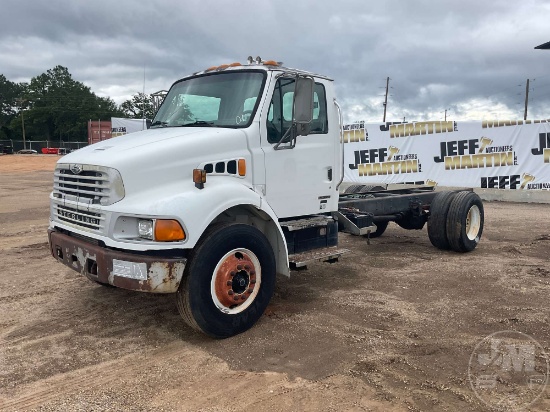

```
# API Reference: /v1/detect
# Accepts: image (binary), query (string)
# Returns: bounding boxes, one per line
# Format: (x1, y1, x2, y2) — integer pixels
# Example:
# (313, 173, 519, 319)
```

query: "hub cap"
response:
(465, 205, 481, 240)
(211, 248, 261, 314)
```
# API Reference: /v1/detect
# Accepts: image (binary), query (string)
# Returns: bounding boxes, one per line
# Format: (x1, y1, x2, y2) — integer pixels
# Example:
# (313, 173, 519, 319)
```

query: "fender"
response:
(180, 179, 290, 277)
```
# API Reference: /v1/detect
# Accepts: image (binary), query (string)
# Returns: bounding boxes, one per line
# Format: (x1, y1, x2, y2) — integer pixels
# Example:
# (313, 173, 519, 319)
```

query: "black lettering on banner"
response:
(349, 148, 388, 169)
(481, 175, 520, 189)
(380, 121, 412, 132)
(532, 132, 550, 155)
(434, 139, 479, 163)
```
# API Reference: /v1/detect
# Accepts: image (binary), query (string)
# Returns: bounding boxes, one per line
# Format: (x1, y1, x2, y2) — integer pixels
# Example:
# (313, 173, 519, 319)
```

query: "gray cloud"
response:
(2, 0, 549, 121)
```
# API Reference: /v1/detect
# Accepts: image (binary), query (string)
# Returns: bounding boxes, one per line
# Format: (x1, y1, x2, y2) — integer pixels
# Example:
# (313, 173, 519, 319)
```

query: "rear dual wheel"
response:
(176, 223, 275, 338)
(427, 191, 457, 250)
(446, 191, 484, 252)
(428, 191, 484, 252)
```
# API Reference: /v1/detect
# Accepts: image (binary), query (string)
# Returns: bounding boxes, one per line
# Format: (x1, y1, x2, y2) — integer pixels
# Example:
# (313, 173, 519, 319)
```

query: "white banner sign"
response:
(343, 120, 550, 190)
(111, 117, 147, 137)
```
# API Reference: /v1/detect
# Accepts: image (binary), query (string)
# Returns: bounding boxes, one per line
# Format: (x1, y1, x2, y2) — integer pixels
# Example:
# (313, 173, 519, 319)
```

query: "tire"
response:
(368, 221, 388, 238)
(446, 191, 484, 252)
(427, 191, 457, 250)
(176, 223, 276, 338)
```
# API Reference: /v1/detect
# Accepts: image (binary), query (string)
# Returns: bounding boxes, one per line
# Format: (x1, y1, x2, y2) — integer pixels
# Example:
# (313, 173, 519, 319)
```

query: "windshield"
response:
(151, 71, 266, 128)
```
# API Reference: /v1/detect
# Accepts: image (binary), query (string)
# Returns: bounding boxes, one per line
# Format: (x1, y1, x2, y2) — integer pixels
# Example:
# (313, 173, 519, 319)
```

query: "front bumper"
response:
(48, 229, 187, 293)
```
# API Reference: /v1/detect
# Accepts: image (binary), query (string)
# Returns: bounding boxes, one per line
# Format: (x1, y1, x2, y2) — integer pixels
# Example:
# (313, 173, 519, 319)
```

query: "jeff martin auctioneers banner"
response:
(343, 120, 550, 190)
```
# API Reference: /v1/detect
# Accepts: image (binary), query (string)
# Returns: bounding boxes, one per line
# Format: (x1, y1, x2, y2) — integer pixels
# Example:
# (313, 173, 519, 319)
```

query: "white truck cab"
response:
(48, 58, 345, 337)
(48, 57, 484, 337)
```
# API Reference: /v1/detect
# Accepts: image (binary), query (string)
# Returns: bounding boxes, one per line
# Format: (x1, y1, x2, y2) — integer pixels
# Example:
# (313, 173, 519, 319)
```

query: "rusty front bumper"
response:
(48, 229, 186, 293)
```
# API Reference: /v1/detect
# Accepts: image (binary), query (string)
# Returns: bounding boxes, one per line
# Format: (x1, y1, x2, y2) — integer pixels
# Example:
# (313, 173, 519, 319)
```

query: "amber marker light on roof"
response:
(155, 219, 185, 242)
(262, 60, 279, 66)
(238, 159, 246, 176)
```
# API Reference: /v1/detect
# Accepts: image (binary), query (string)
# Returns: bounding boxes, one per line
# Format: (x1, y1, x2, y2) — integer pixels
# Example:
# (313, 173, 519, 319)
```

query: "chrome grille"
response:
(54, 169, 109, 204)
(53, 164, 124, 206)
(55, 205, 105, 231)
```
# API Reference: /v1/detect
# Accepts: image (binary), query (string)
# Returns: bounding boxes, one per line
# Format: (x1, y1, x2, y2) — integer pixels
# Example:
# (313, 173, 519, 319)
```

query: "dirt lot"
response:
(1, 154, 550, 411)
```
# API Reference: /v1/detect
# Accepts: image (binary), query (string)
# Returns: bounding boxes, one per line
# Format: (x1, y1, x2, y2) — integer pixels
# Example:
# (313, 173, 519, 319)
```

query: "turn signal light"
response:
(155, 219, 185, 242)
(238, 159, 246, 176)
(193, 168, 206, 189)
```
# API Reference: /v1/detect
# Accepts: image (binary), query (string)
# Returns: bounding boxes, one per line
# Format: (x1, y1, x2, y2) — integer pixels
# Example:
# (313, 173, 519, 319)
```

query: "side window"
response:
(266, 79, 328, 144)
(310, 83, 328, 134)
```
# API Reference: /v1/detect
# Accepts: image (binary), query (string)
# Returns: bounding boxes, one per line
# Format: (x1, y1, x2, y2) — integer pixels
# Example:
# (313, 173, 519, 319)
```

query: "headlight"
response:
(138, 219, 154, 239)
(137, 218, 185, 241)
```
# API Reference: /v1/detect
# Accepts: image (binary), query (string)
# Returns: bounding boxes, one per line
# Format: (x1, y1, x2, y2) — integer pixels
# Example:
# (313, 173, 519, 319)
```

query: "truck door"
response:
(260, 76, 337, 218)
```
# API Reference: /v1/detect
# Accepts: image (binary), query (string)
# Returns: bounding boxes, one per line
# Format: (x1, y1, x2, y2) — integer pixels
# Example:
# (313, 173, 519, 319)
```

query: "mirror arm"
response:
(273, 124, 296, 150)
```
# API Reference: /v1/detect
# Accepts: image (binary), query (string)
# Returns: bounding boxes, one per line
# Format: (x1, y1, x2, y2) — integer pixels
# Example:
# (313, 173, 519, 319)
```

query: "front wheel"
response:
(176, 223, 276, 338)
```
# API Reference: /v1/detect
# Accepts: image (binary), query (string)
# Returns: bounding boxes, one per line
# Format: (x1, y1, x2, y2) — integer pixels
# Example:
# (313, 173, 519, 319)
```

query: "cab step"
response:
(288, 246, 348, 269)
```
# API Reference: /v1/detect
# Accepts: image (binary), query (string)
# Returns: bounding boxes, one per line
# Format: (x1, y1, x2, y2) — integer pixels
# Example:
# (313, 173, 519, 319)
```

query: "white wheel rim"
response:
(210, 248, 261, 315)
(465, 205, 481, 241)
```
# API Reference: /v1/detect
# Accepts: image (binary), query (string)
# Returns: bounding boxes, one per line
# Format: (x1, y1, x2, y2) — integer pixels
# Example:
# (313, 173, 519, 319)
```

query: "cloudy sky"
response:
(2, 0, 549, 122)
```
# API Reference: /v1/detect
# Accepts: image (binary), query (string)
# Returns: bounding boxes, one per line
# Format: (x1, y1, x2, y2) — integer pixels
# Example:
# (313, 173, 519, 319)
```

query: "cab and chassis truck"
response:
(48, 58, 484, 338)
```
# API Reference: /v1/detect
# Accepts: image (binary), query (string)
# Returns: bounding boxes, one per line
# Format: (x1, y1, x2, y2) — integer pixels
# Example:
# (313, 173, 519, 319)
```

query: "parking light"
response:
(155, 219, 185, 241)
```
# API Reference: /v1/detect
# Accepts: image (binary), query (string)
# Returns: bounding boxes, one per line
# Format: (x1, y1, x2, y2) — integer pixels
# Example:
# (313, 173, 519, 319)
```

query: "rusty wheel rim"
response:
(210, 248, 261, 314)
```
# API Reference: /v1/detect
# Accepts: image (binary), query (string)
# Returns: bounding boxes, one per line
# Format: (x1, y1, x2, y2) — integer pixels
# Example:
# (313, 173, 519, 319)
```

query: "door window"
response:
(266, 78, 328, 144)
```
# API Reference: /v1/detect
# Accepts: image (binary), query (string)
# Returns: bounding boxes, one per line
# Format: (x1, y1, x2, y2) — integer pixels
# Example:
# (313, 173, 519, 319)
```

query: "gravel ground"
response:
(1, 154, 550, 411)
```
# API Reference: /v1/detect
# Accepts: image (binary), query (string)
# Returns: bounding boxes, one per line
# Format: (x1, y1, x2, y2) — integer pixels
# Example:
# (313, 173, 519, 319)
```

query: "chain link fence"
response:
(0, 140, 88, 154)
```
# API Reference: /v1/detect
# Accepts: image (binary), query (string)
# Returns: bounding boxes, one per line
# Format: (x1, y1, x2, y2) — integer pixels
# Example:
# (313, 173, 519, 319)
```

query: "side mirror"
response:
(293, 77, 314, 136)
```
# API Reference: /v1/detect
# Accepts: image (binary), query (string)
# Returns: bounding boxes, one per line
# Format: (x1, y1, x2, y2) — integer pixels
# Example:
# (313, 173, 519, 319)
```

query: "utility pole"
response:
(524, 79, 530, 121)
(382, 77, 390, 122)
(16, 98, 27, 150)
(21, 107, 26, 150)
(445, 108, 450, 121)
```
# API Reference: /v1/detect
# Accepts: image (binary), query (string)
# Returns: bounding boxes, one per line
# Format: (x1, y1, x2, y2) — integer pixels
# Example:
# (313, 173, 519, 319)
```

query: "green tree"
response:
(121, 92, 156, 119)
(9, 65, 122, 142)
(0, 75, 23, 139)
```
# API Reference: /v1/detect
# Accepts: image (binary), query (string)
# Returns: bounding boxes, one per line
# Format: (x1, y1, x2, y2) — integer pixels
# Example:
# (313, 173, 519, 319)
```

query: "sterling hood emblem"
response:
(70, 164, 83, 174)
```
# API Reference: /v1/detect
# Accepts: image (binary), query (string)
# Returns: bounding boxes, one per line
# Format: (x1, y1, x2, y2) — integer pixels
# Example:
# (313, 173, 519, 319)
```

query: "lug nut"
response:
(237, 265, 243, 271)
(247, 288, 254, 294)
(228, 290, 234, 295)
(230, 271, 236, 277)
(234, 296, 240, 301)
(249, 271, 255, 276)
(241, 296, 247, 300)
(244, 265, 250, 271)
(226, 280, 232, 286)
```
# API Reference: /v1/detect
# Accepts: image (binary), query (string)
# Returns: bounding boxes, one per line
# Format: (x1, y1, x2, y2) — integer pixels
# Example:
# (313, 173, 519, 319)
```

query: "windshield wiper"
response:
(150, 120, 168, 128)
(177, 120, 216, 127)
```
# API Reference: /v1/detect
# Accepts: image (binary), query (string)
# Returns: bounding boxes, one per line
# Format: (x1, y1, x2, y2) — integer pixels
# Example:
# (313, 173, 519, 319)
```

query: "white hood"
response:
(58, 127, 250, 198)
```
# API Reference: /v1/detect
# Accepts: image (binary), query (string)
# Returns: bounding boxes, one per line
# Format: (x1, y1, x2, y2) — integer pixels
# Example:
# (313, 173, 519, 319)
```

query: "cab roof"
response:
(188, 58, 333, 82)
